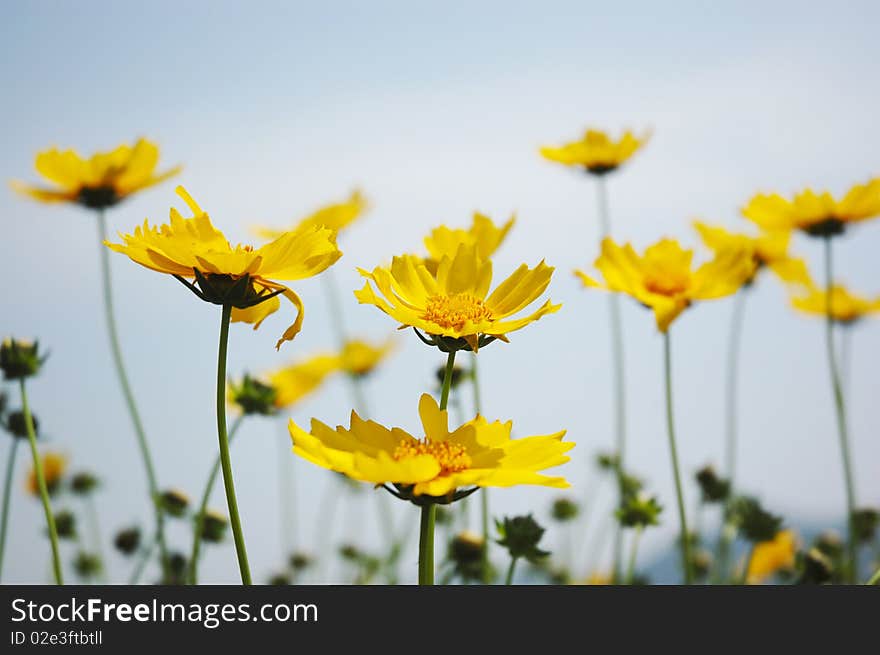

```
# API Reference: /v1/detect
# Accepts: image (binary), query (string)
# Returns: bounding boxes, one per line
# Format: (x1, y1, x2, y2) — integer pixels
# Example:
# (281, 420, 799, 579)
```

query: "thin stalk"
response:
(215, 304, 251, 585)
(822, 237, 857, 583)
(0, 438, 20, 581)
(724, 289, 747, 486)
(419, 350, 457, 585)
(866, 567, 880, 585)
(504, 556, 519, 585)
(129, 533, 157, 585)
(189, 414, 244, 584)
(471, 354, 492, 584)
(96, 211, 168, 578)
(84, 496, 107, 583)
(20, 380, 63, 584)
(596, 176, 627, 582)
(625, 526, 643, 585)
(663, 332, 692, 584)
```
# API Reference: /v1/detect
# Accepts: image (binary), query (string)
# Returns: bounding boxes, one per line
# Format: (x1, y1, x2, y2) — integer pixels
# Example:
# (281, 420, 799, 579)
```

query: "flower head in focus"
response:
(105, 186, 342, 349)
(741, 179, 880, 238)
(422, 212, 515, 274)
(355, 244, 560, 352)
(252, 190, 367, 242)
(540, 128, 650, 175)
(694, 222, 809, 286)
(746, 530, 798, 584)
(289, 393, 572, 504)
(576, 237, 755, 332)
(27, 452, 66, 497)
(11, 138, 181, 210)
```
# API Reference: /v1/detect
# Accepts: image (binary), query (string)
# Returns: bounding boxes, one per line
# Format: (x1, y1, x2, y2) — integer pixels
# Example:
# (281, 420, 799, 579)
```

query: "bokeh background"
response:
(2, 0, 878, 583)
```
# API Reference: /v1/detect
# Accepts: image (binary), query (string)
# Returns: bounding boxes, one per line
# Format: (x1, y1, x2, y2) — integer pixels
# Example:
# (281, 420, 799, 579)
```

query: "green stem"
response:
(504, 556, 519, 585)
(663, 332, 692, 584)
(216, 304, 251, 585)
(418, 350, 457, 586)
(866, 567, 880, 585)
(626, 526, 643, 585)
(97, 210, 168, 578)
(189, 414, 244, 584)
(596, 176, 627, 583)
(471, 354, 492, 584)
(724, 288, 746, 487)
(129, 532, 157, 585)
(20, 380, 63, 584)
(822, 237, 857, 583)
(0, 438, 20, 581)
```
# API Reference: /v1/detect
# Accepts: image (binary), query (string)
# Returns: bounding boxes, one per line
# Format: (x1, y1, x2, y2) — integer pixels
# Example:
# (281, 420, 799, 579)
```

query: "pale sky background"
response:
(1, 0, 878, 584)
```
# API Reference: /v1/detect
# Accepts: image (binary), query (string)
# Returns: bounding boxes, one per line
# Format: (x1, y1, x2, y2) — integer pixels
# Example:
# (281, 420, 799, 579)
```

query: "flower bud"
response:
(447, 530, 485, 582)
(798, 548, 833, 584)
(199, 510, 228, 543)
(813, 530, 843, 560)
(73, 552, 102, 579)
(289, 552, 313, 571)
(1, 338, 47, 380)
(114, 527, 141, 555)
(596, 451, 620, 472)
(5, 410, 38, 440)
(616, 492, 662, 528)
(268, 573, 292, 585)
(54, 510, 76, 540)
(851, 508, 879, 543)
(496, 514, 549, 563)
(435, 364, 466, 389)
(695, 465, 731, 503)
(434, 506, 453, 525)
(229, 374, 278, 416)
(728, 495, 782, 543)
(551, 497, 579, 522)
(339, 544, 361, 561)
(159, 489, 190, 517)
(70, 472, 99, 496)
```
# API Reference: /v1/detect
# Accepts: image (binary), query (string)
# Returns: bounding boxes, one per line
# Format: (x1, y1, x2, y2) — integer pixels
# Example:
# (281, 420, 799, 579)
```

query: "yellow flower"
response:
(105, 186, 342, 349)
(355, 244, 560, 352)
(540, 128, 650, 175)
(746, 530, 798, 584)
(267, 354, 341, 409)
(289, 393, 572, 500)
(27, 452, 66, 496)
(338, 338, 395, 377)
(252, 190, 367, 241)
(791, 283, 880, 325)
(11, 138, 181, 209)
(576, 237, 756, 332)
(422, 212, 515, 273)
(741, 179, 880, 237)
(694, 222, 809, 285)
(581, 571, 612, 585)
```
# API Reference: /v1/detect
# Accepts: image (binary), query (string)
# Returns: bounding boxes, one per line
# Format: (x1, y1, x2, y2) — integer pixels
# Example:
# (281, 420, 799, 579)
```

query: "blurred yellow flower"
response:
(694, 222, 809, 285)
(252, 190, 367, 241)
(540, 128, 650, 175)
(355, 245, 560, 351)
(791, 283, 880, 325)
(289, 393, 572, 500)
(741, 179, 880, 237)
(338, 338, 395, 377)
(105, 186, 342, 349)
(11, 138, 181, 209)
(581, 571, 612, 585)
(423, 212, 515, 273)
(27, 452, 66, 496)
(746, 530, 798, 584)
(576, 237, 755, 332)
(268, 354, 341, 409)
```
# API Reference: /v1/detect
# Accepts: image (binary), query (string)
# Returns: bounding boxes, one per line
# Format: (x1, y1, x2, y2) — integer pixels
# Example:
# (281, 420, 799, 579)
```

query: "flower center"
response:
(393, 437, 472, 475)
(423, 293, 491, 330)
(643, 270, 690, 296)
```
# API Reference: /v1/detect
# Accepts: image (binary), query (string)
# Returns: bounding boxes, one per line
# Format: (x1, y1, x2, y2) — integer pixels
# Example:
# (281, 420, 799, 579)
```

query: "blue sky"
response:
(2, 1, 879, 583)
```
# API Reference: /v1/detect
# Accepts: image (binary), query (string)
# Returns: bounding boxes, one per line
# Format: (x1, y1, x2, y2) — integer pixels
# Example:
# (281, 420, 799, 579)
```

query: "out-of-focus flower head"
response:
(422, 211, 515, 274)
(746, 530, 798, 584)
(540, 128, 650, 175)
(27, 452, 66, 497)
(252, 190, 367, 242)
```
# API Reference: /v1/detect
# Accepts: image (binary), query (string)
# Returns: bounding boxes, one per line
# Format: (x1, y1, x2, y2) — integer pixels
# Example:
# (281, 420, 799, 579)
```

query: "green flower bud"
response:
(695, 465, 731, 503)
(167, 552, 187, 577)
(198, 510, 228, 543)
(1, 338, 47, 380)
(339, 544, 361, 561)
(551, 497, 579, 522)
(268, 573, 292, 585)
(114, 527, 141, 555)
(5, 410, 38, 440)
(70, 472, 99, 496)
(447, 531, 485, 582)
(496, 514, 549, 563)
(229, 374, 278, 416)
(797, 547, 833, 584)
(596, 452, 620, 472)
(728, 496, 782, 542)
(72, 552, 102, 579)
(851, 508, 879, 543)
(159, 489, 190, 518)
(616, 492, 662, 528)
(435, 364, 466, 389)
(289, 552, 313, 571)
(813, 530, 843, 560)
(619, 472, 643, 499)
(434, 506, 453, 525)
(54, 510, 77, 540)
